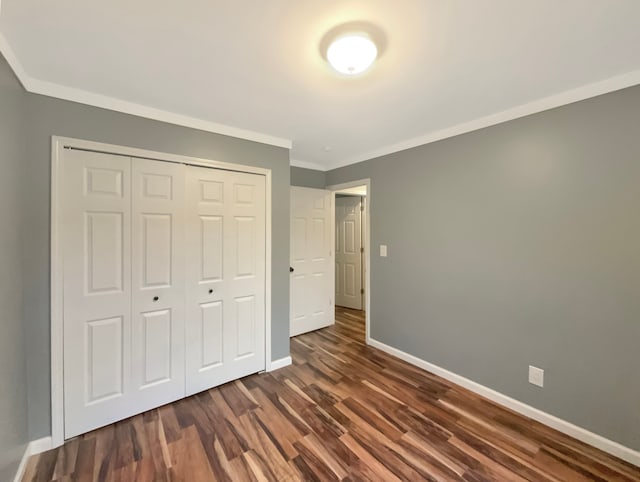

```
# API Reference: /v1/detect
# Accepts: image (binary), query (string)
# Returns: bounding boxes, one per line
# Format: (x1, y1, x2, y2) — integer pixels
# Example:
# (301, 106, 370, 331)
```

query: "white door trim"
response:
(327, 179, 371, 343)
(50, 136, 273, 448)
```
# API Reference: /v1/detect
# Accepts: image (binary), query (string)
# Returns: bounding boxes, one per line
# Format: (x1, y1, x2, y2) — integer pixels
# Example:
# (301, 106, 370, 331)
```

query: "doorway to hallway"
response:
(329, 180, 370, 343)
(335, 194, 365, 310)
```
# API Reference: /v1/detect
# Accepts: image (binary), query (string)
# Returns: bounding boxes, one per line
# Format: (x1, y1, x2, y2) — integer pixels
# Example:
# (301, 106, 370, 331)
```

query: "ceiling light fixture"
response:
(326, 32, 378, 75)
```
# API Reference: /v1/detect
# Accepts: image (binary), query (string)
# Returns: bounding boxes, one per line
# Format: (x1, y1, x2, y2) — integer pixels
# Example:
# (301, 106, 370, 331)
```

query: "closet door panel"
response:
(186, 166, 265, 395)
(234, 295, 257, 359)
(200, 301, 224, 368)
(141, 213, 172, 287)
(226, 171, 265, 372)
(185, 166, 227, 394)
(201, 215, 224, 282)
(139, 309, 172, 386)
(131, 159, 186, 411)
(63, 150, 133, 439)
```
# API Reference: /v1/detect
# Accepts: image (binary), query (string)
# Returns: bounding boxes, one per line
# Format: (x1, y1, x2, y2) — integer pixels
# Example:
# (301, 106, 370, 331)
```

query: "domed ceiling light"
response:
(326, 32, 378, 75)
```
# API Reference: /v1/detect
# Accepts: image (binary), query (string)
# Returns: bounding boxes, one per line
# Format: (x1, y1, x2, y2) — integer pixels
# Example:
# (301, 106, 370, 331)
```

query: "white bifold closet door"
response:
(63, 151, 186, 438)
(131, 159, 186, 410)
(62, 150, 137, 439)
(185, 165, 266, 395)
(62, 150, 265, 439)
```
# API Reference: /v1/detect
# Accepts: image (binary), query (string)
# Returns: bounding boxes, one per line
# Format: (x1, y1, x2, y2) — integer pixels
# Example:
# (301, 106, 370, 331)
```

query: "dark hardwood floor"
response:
(25, 307, 640, 481)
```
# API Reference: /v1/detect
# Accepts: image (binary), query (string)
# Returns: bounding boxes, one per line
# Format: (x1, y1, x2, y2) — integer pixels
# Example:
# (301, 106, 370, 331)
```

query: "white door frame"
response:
(50, 136, 273, 448)
(327, 179, 371, 344)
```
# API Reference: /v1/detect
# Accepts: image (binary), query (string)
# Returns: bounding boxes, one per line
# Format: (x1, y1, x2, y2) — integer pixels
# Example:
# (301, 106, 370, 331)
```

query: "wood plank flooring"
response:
(24, 307, 640, 481)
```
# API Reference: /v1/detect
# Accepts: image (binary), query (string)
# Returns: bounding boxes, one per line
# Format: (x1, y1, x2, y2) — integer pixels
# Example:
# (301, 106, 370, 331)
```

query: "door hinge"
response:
(360, 288, 365, 294)
(360, 247, 364, 253)
(361, 205, 364, 211)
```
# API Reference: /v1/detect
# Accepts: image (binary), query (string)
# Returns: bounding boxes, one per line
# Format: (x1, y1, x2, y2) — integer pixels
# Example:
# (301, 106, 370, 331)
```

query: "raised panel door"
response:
(62, 150, 134, 438)
(290, 187, 333, 336)
(335, 196, 363, 309)
(131, 159, 186, 411)
(185, 166, 265, 395)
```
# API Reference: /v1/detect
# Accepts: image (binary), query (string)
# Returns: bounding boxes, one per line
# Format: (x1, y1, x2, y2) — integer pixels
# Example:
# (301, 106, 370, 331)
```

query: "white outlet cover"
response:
(380, 245, 388, 257)
(529, 365, 544, 387)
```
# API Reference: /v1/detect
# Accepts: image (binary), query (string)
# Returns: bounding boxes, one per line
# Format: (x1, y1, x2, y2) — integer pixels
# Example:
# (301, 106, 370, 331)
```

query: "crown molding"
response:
(28, 76, 293, 148)
(326, 69, 640, 171)
(0, 31, 29, 88)
(3, 26, 639, 169)
(0, 33, 292, 150)
(289, 158, 327, 171)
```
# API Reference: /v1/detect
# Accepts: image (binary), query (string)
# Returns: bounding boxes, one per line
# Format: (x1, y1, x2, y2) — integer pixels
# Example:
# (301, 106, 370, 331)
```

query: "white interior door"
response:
(131, 159, 186, 411)
(185, 166, 266, 395)
(62, 150, 134, 438)
(335, 196, 363, 310)
(290, 187, 333, 337)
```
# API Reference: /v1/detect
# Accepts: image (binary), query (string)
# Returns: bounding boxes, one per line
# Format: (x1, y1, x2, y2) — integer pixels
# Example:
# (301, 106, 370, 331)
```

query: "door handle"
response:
(289, 267, 294, 273)
(209, 289, 213, 294)
(153, 296, 159, 302)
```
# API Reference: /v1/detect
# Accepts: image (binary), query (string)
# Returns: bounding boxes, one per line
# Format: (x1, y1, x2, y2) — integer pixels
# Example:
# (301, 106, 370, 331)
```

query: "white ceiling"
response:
(1, 0, 640, 170)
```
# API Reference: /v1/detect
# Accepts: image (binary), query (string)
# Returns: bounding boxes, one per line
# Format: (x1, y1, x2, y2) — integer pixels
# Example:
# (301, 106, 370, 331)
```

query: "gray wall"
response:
(0, 56, 29, 480)
(326, 85, 640, 450)
(24, 94, 291, 440)
(290, 166, 326, 188)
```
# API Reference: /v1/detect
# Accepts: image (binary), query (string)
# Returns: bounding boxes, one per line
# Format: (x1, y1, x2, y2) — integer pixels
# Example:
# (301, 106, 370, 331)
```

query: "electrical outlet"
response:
(529, 365, 544, 387)
(380, 245, 388, 257)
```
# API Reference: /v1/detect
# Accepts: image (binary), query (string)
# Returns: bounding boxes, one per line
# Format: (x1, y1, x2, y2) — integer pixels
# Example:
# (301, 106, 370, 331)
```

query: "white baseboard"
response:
(12, 437, 53, 482)
(12, 445, 30, 482)
(267, 356, 292, 372)
(28, 437, 53, 455)
(368, 338, 640, 468)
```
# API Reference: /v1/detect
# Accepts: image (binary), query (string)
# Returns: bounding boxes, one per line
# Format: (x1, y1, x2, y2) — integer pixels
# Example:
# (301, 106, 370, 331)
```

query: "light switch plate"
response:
(380, 245, 388, 257)
(529, 365, 544, 387)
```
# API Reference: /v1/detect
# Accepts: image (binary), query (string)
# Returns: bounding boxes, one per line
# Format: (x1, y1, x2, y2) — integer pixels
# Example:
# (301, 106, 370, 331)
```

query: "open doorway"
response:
(335, 192, 365, 310)
(328, 180, 371, 344)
